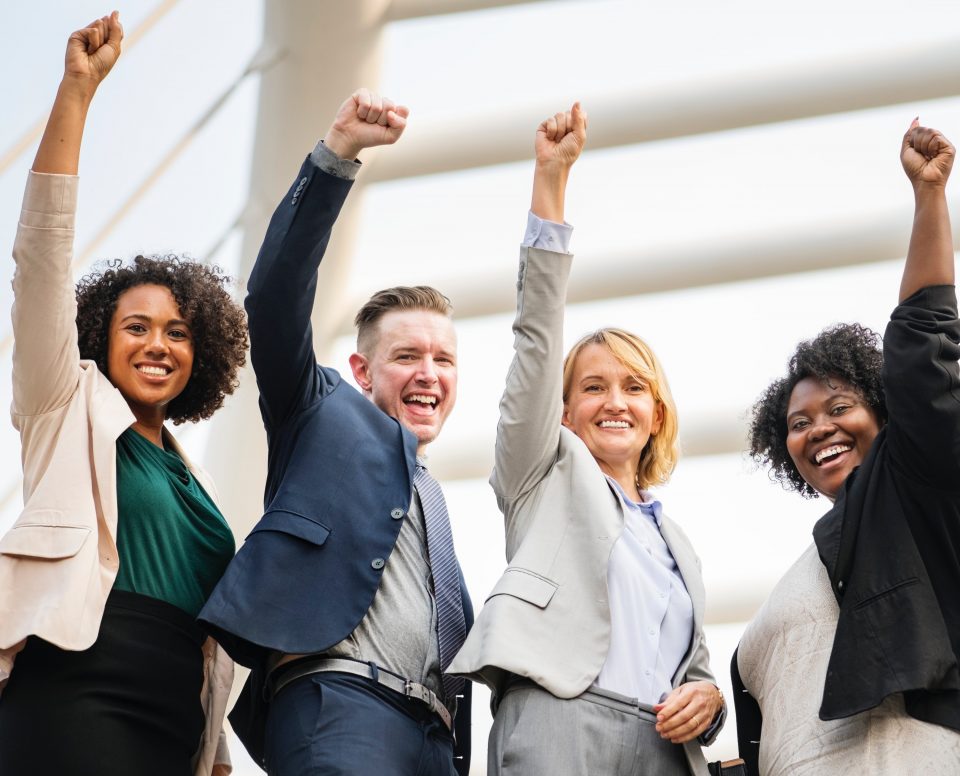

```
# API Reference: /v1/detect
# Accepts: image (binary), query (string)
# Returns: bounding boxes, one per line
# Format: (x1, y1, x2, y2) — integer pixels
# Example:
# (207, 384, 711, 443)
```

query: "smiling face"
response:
(562, 343, 663, 479)
(106, 283, 194, 430)
(785, 376, 882, 500)
(349, 309, 458, 454)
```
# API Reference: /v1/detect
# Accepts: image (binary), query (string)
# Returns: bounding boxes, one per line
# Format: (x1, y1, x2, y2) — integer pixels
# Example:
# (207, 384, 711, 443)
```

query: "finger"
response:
(85, 21, 102, 54)
(365, 93, 384, 124)
(108, 10, 124, 48)
(544, 116, 558, 141)
(572, 101, 587, 136)
(902, 117, 920, 155)
(556, 111, 569, 139)
(379, 97, 397, 126)
(385, 109, 407, 130)
(392, 104, 410, 120)
(354, 88, 371, 121)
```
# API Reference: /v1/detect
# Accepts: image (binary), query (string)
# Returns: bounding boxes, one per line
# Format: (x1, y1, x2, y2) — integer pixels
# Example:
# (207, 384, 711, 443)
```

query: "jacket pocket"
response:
(0, 521, 90, 559)
(485, 567, 558, 609)
(249, 509, 331, 546)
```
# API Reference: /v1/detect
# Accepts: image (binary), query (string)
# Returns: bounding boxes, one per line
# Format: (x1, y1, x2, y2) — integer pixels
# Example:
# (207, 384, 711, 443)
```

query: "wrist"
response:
(57, 75, 98, 106)
(323, 127, 361, 162)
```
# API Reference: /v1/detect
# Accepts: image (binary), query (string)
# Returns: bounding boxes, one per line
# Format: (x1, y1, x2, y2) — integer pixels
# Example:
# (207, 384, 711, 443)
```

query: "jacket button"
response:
(371, 558, 385, 570)
(390, 508, 405, 519)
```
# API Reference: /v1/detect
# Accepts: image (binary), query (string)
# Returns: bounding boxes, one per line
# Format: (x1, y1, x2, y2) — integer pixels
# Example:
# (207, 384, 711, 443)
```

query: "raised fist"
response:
(535, 102, 587, 168)
(902, 119, 955, 188)
(65, 11, 123, 86)
(324, 88, 409, 161)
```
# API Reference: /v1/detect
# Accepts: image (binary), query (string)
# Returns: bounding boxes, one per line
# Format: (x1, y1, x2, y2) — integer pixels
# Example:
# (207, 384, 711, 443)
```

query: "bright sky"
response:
(3, 1, 960, 772)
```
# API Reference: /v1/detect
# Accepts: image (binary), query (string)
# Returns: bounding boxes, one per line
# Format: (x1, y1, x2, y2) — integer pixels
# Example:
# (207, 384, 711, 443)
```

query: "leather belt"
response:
(267, 657, 453, 732)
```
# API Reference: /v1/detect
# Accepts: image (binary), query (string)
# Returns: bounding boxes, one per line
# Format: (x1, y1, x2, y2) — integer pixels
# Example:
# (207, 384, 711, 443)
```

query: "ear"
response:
(651, 400, 664, 435)
(349, 352, 373, 393)
(561, 403, 573, 429)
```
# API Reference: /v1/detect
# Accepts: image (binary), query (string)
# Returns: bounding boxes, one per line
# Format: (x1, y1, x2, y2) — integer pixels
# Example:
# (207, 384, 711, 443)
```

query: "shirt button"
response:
(371, 558, 385, 570)
(390, 508, 405, 520)
(648, 628, 655, 636)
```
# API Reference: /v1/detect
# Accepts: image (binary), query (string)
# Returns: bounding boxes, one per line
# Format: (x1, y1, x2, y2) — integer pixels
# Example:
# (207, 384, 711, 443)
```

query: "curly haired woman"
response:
(733, 120, 960, 775)
(0, 14, 247, 776)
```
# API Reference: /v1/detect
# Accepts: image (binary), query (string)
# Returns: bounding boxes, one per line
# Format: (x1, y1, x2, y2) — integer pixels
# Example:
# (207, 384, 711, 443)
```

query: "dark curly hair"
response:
(748, 323, 886, 498)
(75, 255, 248, 424)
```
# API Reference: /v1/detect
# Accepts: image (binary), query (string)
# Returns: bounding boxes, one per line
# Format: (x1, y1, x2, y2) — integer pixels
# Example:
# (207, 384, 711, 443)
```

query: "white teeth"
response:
(406, 394, 437, 405)
(138, 365, 169, 376)
(599, 420, 630, 428)
(815, 445, 851, 464)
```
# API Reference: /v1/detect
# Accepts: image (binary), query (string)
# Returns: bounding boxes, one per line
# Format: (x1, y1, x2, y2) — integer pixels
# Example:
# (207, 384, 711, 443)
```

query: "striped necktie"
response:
(415, 464, 466, 702)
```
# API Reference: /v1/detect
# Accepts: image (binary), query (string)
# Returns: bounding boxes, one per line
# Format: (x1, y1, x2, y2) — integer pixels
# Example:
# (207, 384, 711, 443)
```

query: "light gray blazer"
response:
(449, 246, 723, 773)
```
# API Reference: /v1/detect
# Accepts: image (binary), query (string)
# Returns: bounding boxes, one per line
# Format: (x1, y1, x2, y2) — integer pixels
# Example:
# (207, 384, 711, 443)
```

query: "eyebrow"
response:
(118, 313, 190, 327)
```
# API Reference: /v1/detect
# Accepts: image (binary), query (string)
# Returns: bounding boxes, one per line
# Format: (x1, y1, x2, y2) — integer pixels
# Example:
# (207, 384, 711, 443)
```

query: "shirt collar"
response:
(606, 476, 663, 525)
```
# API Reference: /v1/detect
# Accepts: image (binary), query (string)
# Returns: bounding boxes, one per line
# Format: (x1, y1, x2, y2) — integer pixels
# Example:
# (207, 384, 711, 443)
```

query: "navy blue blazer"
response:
(198, 158, 472, 773)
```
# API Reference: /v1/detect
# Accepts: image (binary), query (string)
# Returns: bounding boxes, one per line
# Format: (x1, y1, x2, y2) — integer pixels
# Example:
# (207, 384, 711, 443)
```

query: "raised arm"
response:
(244, 90, 408, 427)
(883, 121, 960, 483)
(12, 14, 123, 419)
(899, 119, 955, 302)
(492, 104, 586, 507)
(34, 12, 123, 174)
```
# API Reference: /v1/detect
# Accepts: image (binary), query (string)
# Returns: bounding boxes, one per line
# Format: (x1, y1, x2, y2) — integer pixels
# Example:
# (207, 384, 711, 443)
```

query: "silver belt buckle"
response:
(404, 680, 452, 731)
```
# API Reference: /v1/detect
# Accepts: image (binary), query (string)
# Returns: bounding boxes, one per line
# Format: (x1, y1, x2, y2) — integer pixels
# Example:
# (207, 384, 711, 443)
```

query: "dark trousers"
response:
(264, 671, 457, 776)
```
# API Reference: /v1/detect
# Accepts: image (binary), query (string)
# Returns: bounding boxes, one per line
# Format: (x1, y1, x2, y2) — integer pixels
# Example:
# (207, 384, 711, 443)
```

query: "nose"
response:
(415, 356, 439, 385)
(808, 417, 837, 442)
(144, 328, 169, 355)
(604, 387, 627, 411)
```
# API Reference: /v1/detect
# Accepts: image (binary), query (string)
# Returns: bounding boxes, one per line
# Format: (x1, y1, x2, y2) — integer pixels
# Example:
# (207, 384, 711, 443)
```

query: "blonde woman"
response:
(451, 104, 725, 776)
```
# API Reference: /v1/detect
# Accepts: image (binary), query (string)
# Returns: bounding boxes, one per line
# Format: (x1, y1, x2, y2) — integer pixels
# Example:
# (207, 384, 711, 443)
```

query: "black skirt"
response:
(0, 590, 206, 776)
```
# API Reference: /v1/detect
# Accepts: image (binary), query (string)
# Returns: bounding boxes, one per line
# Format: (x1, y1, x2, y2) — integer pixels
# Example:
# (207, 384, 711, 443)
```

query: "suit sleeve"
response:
(11, 172, 83, 420)
(491, 246, 573, 546)
(882, 284, 960, 485)
(244, 158, 354, 428)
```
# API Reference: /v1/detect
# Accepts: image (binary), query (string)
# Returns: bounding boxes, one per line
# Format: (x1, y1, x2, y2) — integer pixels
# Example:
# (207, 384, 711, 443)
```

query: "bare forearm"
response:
(33, 77, 97, 175)
(901, 183, 954, 302)
(531, 161, 570, 223)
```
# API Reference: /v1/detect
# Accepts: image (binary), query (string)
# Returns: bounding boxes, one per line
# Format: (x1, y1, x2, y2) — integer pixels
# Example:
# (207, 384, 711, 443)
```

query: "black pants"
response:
(0, 590, 205, 776)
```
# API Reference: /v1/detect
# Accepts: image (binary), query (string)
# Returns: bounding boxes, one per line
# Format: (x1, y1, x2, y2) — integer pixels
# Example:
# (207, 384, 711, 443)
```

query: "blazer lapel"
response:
(658, 515, 705, 677)
(88, 371, 136, 543)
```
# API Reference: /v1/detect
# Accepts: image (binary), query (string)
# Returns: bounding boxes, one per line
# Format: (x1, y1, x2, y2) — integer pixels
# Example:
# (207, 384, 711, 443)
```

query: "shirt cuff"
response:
(522, 210, 573, 252)
(310, 139, 361, 181)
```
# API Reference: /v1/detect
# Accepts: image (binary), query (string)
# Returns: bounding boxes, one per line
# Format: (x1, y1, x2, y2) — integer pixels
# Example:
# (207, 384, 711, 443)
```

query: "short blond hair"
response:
(562, 328, 679, 489)
(354, 285, 452, 355)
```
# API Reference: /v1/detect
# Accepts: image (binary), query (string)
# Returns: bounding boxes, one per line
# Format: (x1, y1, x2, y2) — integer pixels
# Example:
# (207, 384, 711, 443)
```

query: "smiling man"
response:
(199, 89, 472, 776)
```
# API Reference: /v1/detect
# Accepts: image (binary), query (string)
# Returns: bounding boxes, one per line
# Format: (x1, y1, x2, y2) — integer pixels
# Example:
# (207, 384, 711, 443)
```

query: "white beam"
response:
(365, 39, 960, 182)
(428, 412, 747, 482)
(385, 0, 552, 21)
(204, 0, 387, 538)
(338, 207, 950, 335)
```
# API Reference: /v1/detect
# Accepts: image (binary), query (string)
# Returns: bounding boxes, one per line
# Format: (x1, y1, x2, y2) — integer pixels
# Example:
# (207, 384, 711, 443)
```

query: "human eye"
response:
(830, 404, 850, 416)
(125, 323, 147, 334)
(789, 418, 809, 431)
(584, 384, 603, 393)
(168, 328, 190, 340)
(627, 381, 647, 393)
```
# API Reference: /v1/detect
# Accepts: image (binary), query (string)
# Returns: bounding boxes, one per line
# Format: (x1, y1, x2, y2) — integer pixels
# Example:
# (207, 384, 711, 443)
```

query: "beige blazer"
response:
(449, 246, 722, 775)
(0, 172, 232, 776)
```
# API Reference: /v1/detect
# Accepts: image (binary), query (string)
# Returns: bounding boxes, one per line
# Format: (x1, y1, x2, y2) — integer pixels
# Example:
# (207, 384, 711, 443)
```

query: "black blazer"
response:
(198, 158, 472, 772)
(734, 285, 960, 772)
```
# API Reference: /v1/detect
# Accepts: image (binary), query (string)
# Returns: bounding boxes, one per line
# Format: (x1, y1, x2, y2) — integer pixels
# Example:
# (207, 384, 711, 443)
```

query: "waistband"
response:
(266, 656, 453, 732)
(503, 676, 658, 722)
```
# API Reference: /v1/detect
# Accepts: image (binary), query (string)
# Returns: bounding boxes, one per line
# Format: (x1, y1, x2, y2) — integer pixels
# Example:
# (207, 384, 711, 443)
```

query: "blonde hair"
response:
(354, 286, 452, 355)
(562, 328, 679, 489)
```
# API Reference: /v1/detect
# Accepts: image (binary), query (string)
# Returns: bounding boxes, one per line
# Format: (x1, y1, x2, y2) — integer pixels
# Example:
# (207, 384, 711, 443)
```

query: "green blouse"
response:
(113, 428, 235, 617)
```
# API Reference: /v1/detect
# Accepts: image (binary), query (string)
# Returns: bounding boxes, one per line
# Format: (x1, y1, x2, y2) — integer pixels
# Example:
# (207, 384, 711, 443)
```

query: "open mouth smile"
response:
(814, 444, 851, 466)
